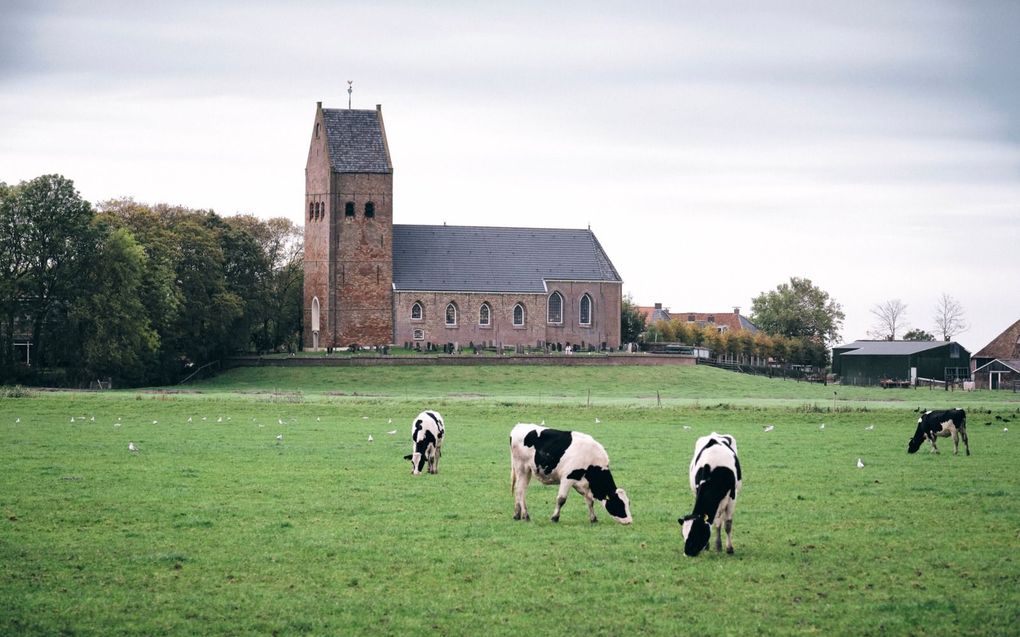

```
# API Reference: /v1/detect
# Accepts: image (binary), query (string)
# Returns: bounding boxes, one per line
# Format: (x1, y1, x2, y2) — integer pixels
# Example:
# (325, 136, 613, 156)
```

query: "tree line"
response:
(0, 175, 302, 387)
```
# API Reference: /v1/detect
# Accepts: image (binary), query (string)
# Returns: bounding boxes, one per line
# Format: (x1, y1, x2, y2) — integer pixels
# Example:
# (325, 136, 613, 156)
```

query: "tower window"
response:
(547, 292, 563, 324)
(309, 202, 314, 221)
(365, 201, 375, 218)
(445, 303, 458, 327)
(479, 303, 491, 327)
(513, 303, 526, 327)
(579, 294, 592, 326)
(411, 302, 423, 321)
(345, 201, 355, 217)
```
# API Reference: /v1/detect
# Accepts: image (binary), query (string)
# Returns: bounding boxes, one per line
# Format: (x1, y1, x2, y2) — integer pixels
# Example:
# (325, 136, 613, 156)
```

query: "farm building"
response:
(970, 319, 1020, 390)
(831, 340, 971, 386)
(302, 103, 623, 351)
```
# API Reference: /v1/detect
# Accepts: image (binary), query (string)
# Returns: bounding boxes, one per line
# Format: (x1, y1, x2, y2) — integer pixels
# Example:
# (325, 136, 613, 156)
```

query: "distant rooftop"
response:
(392, 225, 621, 293)
(835, 340, 961, 356)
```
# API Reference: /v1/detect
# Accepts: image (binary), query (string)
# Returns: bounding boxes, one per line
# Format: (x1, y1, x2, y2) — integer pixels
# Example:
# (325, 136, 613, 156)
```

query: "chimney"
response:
(733, 306, 741, 315)
(654, 303, 662, 310)
(317, 101, 322, 109)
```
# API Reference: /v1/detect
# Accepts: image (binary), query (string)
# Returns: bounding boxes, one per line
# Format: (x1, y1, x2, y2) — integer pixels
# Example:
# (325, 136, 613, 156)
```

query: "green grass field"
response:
(2, 365, 1019, 636)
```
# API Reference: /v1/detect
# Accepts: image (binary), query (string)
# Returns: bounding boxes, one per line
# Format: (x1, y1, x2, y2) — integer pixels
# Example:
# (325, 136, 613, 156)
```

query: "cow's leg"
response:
(513, 465, 531, 521)
(574, 483, 597, 523)
(432, 446, 441, 473)
(724, 518, 734, 554)
(551, 480, 572, 522)
(714, 521, 723, 552)
(961, 428, 970, 456)
(951, 429, 960, 455)
(928, 434, 939, 454)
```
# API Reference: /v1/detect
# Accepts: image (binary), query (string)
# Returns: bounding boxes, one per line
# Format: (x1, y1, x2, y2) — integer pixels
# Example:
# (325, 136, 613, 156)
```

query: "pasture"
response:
(2, 365, 1019, 636)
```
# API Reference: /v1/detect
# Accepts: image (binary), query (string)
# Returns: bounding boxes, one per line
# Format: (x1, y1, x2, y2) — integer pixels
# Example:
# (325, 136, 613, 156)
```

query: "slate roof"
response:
(636, 307, 760, 333)
(392, 225, 621, 293)
(321, 108, 391, 173)
(835, 341, 954, 356)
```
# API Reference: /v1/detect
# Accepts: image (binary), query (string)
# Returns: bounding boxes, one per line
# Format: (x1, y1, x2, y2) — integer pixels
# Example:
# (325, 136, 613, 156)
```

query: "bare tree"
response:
(933, 293, 968, 341)
(868, 299, 909, 340)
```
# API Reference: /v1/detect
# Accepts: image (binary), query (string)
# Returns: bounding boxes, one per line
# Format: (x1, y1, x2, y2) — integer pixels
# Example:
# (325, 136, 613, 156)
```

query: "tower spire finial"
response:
(347, 80, 353, 109)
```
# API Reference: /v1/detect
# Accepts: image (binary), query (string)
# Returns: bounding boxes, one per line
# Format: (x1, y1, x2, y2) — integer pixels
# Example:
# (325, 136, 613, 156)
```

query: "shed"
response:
(831, 340, 971, 386)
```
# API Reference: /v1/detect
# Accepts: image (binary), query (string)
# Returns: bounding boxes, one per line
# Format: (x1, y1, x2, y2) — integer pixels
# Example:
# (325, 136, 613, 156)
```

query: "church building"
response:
(303, 102, 623, 351)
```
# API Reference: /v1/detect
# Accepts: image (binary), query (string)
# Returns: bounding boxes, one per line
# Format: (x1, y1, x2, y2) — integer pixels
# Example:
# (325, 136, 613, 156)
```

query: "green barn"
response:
(831, 340, 971, 386)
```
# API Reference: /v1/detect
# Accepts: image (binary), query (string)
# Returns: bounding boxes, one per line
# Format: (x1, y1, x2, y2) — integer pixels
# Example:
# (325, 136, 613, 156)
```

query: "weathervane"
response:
(347, 80, 353, 109)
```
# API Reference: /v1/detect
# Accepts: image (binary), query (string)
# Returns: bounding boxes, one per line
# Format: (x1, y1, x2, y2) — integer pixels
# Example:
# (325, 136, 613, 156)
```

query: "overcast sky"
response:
(2, 0, 1018, 351)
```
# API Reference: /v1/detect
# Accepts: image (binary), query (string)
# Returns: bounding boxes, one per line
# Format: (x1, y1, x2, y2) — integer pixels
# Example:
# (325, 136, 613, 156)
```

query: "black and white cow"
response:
(907, 408, 969, 455)
(509, 423, 632, 524)
(678, 433, 742, 557)
(403, 410, 445, 474)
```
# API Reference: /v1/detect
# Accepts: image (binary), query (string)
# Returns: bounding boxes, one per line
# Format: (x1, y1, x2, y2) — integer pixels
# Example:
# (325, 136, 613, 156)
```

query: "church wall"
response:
(333, 172, 394, 346)
(393, 283, 621, 349)
(303, 106, 333, 350)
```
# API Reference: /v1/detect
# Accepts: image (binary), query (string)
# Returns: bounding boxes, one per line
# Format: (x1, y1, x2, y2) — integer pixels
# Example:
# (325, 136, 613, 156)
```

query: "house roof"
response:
(834, 340, 966, 356)
(392, 224, 622, 293)
(973, 319, 1020, 359)
(321, 108, 391, 173)
(973, 359, 1020, 374)
(637, 306, 759, 332)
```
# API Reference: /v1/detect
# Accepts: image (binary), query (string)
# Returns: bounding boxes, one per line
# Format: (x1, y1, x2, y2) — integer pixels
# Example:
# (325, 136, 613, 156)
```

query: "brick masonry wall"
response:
(393, 281, 621, 349)
(334, 172, 393, 346)
(303, 106, 332, 349)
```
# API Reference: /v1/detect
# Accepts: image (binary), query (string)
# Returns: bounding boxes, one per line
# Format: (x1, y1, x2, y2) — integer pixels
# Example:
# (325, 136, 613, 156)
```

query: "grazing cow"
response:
(907, 409, 969, 455)
(403, 411, 445, 474)
(678, 433, 742, 557)
(509, 423, 632, 524)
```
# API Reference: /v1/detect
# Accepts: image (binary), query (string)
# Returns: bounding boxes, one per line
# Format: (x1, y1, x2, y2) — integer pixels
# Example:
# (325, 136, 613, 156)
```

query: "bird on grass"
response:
(276, 434, 283, 442)
(387, 430, 397, 435)
(865, 424, 875, 431)
(857, 458, 864, 469)
(1005, 428, 1010, 432)
(763, 425, 774, 432)
(128, 443, 139, 453)
(683, 425, 692, 430)
(388, 418, 393, 425)
(819, 423, 826, 430)
(368, 435, 374, 442)
(217, 417, 223, 423)
(594, 418, 601, 424)
(152, 420, 158, 425)
(187, 416, 193, 423)
(15, 418, 19, 424)
(278, 419, 284, 425)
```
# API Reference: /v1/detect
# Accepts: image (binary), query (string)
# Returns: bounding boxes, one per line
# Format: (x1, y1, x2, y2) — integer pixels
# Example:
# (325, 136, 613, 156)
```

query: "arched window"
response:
(315, 122, 320, 139)
(513, 303, 525, 327)
(311, 296, 320, 332)
(547, 291, 563, 324)
(579, 294, 592, 326)
(411, 302, 423, 321)
(445, 303, 458, 326)
(364, 201, 375, 218)
(345, 201, 355, 217)
(479, 303, 491, 326)
(308, 202, 314, 221)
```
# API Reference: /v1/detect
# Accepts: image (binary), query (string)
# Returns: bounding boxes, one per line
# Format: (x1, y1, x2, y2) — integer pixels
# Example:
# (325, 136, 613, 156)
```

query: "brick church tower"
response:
(303, 102, 394, 349)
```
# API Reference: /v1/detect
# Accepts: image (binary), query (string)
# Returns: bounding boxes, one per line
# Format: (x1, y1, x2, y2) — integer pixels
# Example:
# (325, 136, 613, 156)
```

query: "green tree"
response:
(66, 227, 159, 384)
(0, 181, 31, 371)
(750, 277, 845, 348)
(902, 328, 935, 341)
(620, 294, 646, 344)
(15, 175, 97, 367)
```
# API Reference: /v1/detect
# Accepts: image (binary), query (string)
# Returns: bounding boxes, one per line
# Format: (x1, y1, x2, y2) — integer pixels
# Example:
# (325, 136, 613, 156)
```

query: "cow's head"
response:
(678, 513, 712, 556)
(403, 451, 429, 475)
(907, 416, 925, 454)
(603, 488, 632, 524)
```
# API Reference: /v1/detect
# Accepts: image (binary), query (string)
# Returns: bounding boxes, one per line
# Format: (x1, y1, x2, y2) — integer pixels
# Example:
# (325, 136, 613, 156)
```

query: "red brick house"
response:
(637, 303, 760, 333)
(970, 319, 1020, 390)
(303, 103, 622, 351)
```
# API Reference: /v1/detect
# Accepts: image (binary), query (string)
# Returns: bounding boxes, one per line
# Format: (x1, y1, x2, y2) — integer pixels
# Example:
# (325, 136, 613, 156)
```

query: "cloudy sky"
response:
(2, 0, 1018, 351)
